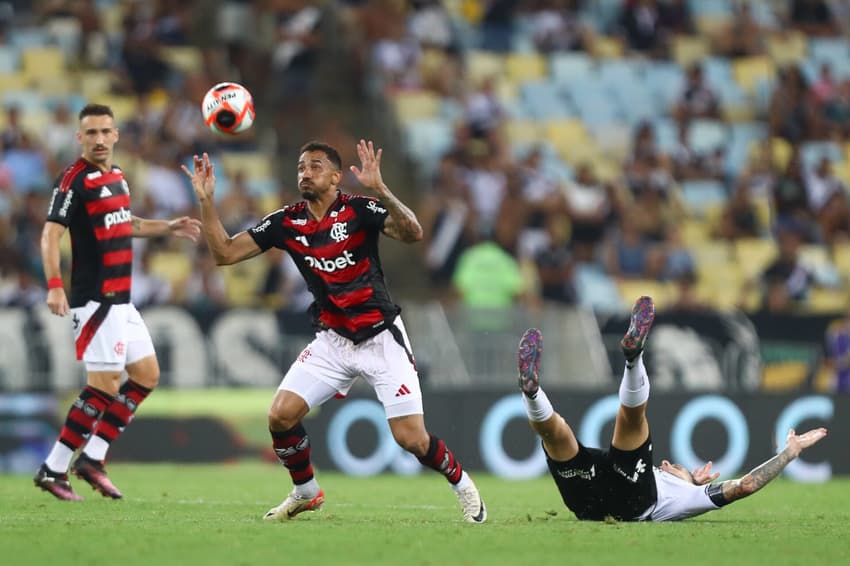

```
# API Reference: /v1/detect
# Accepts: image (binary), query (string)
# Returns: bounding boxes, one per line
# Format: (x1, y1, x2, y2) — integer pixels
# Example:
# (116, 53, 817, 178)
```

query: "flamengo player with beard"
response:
(182, 140, 487, 523)
(35, 103, 201, 501)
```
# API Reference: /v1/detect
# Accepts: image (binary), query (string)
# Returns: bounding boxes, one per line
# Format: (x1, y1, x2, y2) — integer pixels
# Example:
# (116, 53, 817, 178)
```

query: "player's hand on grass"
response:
(182, 152, 216, 203)
(168, 216, 202, 242)
(691, 461, 720, 485)
(784, 428, 827, 459)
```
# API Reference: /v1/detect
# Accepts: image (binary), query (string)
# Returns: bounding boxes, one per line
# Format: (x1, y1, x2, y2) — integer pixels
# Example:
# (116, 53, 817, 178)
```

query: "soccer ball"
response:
(201, 82, 255, 135)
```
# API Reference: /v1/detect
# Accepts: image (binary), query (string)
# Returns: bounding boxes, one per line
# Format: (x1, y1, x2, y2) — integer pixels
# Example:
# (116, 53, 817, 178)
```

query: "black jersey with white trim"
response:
(46, 158, 134, 307)
(248, 191, 401, 343)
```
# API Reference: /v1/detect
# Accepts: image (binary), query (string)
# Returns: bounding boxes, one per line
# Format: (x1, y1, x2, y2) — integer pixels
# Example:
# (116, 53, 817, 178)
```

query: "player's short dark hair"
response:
(78, 103, 114, 121)
(299, 141, 341, 171)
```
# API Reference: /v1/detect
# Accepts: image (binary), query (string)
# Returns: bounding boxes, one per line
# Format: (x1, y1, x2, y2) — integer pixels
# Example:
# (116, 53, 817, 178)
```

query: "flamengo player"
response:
(182, 140, 487, 523)
(517, 296, 828, 522)
(35, 104, 201, 500)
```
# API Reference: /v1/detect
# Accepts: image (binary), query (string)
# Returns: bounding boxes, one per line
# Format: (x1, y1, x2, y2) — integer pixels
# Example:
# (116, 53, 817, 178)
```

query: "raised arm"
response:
(719, 427, 828, 503)
(181, 153, 263, 265)
(349, 139, 423, 243)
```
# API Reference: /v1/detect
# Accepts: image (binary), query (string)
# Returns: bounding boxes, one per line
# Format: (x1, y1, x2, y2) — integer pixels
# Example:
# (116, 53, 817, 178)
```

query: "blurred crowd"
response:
(2, 0, 850, 320)
(339, 0, 850, 315)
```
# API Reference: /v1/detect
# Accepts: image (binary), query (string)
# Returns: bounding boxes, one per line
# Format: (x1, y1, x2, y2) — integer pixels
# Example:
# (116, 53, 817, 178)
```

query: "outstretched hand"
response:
(691, 461, 721, 485)
(181, 153, 216, 203)
(168, 216, 202, 242)
(784, 427, 827, 459)
(349, 139, 384, 191)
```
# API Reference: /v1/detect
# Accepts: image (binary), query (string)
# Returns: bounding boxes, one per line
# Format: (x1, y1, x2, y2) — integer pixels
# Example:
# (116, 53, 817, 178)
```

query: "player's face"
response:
(297, 151, 340, 202)
(78, 114, 119, 168)
(661, 460, 695, 484)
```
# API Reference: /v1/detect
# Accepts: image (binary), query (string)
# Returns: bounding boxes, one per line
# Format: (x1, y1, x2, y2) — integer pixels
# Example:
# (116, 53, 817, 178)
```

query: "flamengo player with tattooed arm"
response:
(182, 140, 487, 523)
(35, 103, 202, 501)
(517, 296, 828, 522)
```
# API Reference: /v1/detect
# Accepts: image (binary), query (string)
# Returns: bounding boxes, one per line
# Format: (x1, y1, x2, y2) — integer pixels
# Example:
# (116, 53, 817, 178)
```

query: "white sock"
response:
(619, 354, 650, 408)
(522, 387, 554, 422)
(83, 435, 110, 462)
(44, 442, 74, 474)
(294, 478, 320, 498)
(451, 470, 473, 492)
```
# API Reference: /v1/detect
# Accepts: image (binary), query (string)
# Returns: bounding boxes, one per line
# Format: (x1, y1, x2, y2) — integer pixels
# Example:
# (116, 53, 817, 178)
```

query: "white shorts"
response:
(280, 317, 423, 419)
(71, 301, 156, 372)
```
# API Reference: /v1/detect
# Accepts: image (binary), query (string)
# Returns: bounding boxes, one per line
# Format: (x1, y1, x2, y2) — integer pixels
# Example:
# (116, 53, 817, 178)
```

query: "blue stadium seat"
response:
(800, 141, 844, 170)
(404, 117, 455, 180)
(521, 80, 572, 119)
(550, 52, 595, 88)
(687, 119, 728, 154)
(0, 46, 18, 73)
(681, 179, 729, 215)
(687, 0, 733, 17)
(726, 122, 767, 176)
(653, 117, 680, 154)
(809, 38, 849, 66)
(645, 62, 686, 109)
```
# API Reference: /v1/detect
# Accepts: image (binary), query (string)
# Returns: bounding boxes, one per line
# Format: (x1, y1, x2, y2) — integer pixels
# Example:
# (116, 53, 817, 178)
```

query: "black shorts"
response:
(545, 436, 657, 521)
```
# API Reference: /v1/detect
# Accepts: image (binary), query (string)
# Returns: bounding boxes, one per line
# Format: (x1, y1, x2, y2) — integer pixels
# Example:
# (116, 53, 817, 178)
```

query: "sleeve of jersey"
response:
(45, 173, 80, 226)
(352, 196, 388, 232)
(246, 210, 285, 251)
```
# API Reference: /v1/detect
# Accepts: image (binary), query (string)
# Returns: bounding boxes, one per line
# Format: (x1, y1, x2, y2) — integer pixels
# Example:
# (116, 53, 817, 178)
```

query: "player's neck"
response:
(81, 155, 112, 172)
(305, 189, 340, 220)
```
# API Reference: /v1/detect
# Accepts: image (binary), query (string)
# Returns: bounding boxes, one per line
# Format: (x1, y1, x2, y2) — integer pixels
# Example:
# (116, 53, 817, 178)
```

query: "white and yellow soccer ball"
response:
(201, 82, 255, 135)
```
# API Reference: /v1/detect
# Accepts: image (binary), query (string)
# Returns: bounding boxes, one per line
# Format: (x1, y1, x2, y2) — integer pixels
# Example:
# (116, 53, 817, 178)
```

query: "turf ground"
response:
(1, 463, 848, 566)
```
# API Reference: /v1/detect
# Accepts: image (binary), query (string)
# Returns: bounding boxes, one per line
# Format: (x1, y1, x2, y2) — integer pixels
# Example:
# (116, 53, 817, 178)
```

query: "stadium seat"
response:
(520, 80, 572, 119)
(800, 141, 844, 170)
(734, 238, 777, 278)
(404, 117, 455, 178)
(504, 119, 543, 147)
(589, 36, 624, 59)
(505, 53, 546, 83)
(808, 288, 849, 314)
(672, 36, 710, 67)
(21, 47, 65, 81)
(219, 151, 274, 179)
(79, 70, 113, 100)
(766, 31, 808, 66)
(549, 52, 594, 87)
(544, 119, 589, 154)
(681, 218, 710, 246)
(617, 279, 673, 311)
(0, 46, 18, 74)
(732, 56, 775, 94)
(161, 47, 204, 74)
(390, 91, 441, 122)
(686, 119, 728, 154)
(149, 252, 193, 288)
(809, 37, 849, 67)
(465, 50, 505, 85)
(681, 179, 728, 216)
(645, 62, 685, 109)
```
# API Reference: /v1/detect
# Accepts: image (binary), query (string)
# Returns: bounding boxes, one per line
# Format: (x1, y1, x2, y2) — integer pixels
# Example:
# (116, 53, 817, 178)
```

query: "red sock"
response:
(270, 423, 314, 485)
(58, 386, 113, 450)
(417, 433, 464, 484)
(91, 379, 152, 446)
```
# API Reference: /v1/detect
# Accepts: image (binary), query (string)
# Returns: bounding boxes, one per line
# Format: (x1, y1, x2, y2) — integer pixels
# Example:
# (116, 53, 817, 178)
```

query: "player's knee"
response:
(392, 429, 429, 456)
(267, 408, 299, 431)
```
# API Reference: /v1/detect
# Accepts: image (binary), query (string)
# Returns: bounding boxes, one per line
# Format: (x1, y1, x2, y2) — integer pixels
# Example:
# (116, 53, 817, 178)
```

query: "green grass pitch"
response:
(1, 463, 849, 566)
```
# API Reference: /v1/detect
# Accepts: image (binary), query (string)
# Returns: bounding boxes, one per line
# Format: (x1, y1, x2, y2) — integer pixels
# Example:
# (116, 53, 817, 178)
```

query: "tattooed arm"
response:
(131, 215, 201, 241)
(719, 428, 827, 503)
(349, 139, 423, 243)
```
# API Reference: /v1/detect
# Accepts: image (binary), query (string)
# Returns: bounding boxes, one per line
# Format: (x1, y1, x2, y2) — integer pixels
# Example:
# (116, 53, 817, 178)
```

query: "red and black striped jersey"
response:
(46, 158, 133, 307)
(248, 191, 400, 343)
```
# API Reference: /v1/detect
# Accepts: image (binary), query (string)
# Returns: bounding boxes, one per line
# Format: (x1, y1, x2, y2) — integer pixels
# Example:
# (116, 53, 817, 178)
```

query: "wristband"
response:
(47, 277, 64, 290)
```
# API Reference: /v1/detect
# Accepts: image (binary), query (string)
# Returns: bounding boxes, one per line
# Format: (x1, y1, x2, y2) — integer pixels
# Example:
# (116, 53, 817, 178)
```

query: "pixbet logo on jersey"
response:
(104, 207, 132, 230)
(305, 251, 356, 272)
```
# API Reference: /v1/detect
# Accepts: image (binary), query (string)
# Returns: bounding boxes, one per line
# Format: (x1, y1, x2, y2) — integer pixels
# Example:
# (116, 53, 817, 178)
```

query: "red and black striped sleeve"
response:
(46, 161, 86, 226)
(247, 209, 287, 251)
